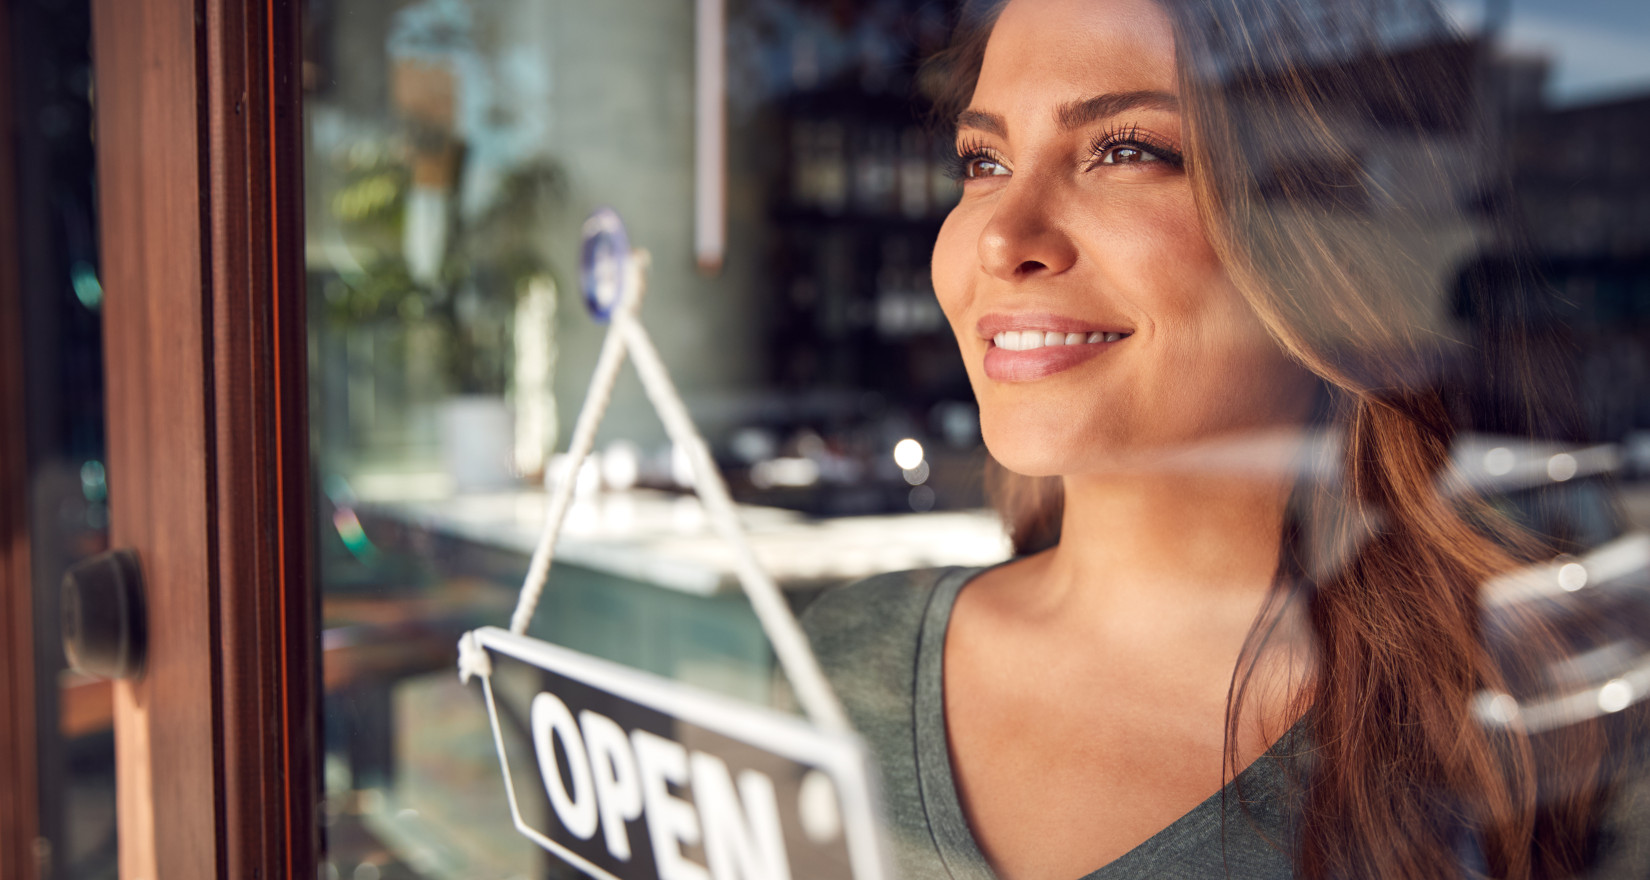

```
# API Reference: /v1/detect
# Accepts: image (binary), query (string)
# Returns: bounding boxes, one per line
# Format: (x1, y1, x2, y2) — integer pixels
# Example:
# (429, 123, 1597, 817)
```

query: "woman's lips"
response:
(978, 322, 1132, 382)
(983, 337, 1121, 381)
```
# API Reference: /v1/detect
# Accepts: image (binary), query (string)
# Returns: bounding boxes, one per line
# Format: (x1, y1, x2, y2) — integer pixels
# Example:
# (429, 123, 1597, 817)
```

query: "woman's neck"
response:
(965, 431, 1318, 746)
(1033, 433, 1304, 638)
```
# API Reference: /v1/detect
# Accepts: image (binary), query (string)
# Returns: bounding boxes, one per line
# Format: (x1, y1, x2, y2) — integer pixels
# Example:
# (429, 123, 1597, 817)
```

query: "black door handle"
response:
(61, 548, 147, 680)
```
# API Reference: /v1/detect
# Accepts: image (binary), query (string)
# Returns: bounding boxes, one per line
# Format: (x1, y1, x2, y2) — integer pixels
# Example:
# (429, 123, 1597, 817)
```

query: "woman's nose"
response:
(977, 179, 1079, 281)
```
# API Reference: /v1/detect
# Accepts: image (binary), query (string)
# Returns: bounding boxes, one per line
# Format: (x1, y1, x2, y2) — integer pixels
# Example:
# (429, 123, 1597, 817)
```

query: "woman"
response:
(802, 0, 1649, 877)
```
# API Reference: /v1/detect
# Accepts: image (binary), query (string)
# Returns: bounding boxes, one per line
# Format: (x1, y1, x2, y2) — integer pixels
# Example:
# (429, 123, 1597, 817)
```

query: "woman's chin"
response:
(981, 419, 1121, 478)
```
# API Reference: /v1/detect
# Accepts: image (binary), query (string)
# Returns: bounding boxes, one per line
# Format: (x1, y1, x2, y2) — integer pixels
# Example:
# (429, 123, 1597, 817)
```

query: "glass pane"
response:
(301, 0, 1650, 878)
(9, 0, 118, 877)
(303, 1, 997, 878)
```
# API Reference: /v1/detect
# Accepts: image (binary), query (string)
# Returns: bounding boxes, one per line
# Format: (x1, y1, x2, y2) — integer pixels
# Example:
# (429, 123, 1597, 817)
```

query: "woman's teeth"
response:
(991, 330, 1128, 351)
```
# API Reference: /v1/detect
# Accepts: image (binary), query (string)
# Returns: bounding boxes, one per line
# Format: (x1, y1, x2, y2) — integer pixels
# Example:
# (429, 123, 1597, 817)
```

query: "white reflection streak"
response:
(1092, 433, 1619, 500)
(1477, 657, 1650, 734)
(1091, 432, 1638, 594)
(1480, 531, 1650, 608)
(1445, 439, 1622, 498)
(1475, 533, 1650, 734)
(1549, 641, 1639, 688)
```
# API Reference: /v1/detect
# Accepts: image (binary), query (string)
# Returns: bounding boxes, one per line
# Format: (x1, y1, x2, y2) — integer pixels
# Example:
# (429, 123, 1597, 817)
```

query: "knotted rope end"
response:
(457, 630, 493, 683)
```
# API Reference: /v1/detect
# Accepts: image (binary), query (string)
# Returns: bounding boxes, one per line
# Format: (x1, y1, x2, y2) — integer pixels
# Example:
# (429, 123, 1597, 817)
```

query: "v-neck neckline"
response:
(912, 566, 1307, 880)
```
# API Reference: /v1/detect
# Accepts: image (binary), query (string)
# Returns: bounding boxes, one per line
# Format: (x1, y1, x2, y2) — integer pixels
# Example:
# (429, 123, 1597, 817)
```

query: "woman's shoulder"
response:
(801, 565, 964, 626)
(800, 566, 970, 665)
(795, 567, 970, 693)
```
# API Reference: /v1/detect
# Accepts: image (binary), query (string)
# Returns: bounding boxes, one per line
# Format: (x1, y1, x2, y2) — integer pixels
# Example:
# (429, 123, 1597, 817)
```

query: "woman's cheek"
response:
(1083, 187, 1216, 316)
(932, 205, 981, 326)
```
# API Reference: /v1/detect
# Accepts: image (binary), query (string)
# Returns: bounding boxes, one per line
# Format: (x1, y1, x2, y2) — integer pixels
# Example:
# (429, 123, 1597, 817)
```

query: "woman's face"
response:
(932, 0, 1314, 477)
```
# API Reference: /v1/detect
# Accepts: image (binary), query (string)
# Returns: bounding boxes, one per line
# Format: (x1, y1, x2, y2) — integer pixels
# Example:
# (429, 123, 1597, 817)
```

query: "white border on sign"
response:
(473, 626, 889, 880)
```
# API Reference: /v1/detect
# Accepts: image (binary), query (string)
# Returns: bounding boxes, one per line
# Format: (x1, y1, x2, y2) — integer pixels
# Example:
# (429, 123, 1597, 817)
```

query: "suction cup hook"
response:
(580, 207, 632, 323)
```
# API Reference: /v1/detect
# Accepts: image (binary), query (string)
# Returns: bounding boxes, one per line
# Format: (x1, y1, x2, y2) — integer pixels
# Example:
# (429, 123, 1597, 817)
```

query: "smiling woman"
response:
(802, 0, 1650, 878)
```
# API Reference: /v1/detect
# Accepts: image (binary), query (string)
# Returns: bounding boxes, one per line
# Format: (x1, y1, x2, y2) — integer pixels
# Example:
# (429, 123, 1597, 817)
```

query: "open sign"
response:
(469, 627, 888, 880)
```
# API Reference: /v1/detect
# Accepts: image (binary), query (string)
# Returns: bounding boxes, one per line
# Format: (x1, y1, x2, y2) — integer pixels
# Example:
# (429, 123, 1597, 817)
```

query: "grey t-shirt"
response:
(802, 566, 1302, 880)
(801, 566, 1650, 880)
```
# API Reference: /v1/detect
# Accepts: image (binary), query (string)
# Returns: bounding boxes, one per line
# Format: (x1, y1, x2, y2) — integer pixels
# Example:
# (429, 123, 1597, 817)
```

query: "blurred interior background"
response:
(6, 0, 1650, 877)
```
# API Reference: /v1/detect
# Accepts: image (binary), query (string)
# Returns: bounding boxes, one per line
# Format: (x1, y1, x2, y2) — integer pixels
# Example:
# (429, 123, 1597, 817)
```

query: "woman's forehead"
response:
(975, 0, 1180, 116)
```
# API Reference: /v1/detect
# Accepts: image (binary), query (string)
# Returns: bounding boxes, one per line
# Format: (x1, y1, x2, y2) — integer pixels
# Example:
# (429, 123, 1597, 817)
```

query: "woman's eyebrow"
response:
(956, 90, 1179, 139)
(956, 108, 1007, 137)
(1057, 90, 1179, 130)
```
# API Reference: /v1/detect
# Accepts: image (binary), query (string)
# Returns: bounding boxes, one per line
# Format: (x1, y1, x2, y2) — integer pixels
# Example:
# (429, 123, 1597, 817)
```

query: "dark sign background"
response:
(487, 650, 861, 880)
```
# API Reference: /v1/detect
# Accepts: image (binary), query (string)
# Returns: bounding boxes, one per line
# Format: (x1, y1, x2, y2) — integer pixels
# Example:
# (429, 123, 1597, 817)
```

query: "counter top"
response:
(363, 488, 1013, 595)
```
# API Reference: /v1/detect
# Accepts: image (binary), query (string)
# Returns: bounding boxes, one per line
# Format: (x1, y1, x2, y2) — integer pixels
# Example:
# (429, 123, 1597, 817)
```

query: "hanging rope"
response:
(496, 248, 851, 734)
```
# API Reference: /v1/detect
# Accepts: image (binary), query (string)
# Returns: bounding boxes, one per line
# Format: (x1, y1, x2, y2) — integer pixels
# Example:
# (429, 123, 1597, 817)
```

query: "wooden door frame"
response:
(91, 1, 317, 878)
(0, 1, 43, 877)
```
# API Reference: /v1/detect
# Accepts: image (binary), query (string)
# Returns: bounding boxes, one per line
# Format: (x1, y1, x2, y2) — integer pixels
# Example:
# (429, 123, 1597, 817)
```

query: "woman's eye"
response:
(964, 156, 1009, 179)
(1096, 144, 1163, 165)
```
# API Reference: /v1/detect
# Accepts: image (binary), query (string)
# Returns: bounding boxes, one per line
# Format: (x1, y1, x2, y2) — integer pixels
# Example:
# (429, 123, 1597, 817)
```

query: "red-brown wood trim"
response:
(0, 1, 42, 876)
(203, 0, 318, 876)
(91, 0, 316, 876)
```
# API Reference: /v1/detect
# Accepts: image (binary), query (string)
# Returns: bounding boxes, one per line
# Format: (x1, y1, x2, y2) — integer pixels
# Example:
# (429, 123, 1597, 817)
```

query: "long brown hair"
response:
(926, 1, 1621, 876)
